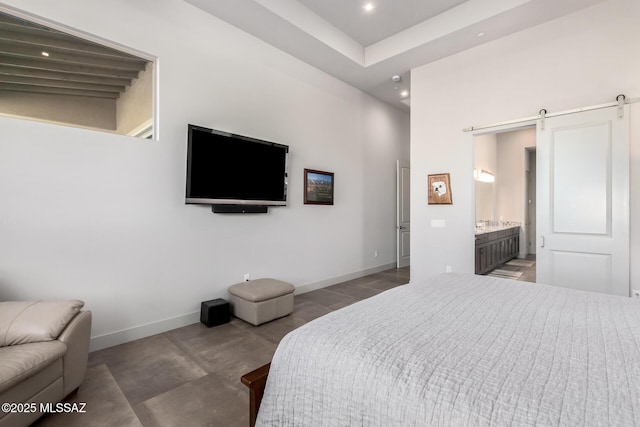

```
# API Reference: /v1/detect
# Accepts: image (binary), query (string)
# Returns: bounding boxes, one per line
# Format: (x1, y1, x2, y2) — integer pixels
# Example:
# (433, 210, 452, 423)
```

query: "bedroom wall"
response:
(0, 0, 409, 350)
(410, 0, 640, 291)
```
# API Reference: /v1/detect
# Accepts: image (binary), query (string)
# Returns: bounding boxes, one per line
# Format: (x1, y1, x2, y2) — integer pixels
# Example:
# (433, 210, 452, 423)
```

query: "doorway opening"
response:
(0, 9, 156, 138)
(473, 127, 536, 282)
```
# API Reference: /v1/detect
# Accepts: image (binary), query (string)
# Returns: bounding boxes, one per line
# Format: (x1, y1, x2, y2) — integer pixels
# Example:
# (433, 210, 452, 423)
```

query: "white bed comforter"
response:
(257, 273, 640, 426)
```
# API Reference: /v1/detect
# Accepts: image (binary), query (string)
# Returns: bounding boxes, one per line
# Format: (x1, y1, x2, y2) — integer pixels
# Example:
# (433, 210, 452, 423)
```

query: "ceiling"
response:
(298, 0, 469, 46)
(186, 0, 605, 112)
(0, 11, 149, 100)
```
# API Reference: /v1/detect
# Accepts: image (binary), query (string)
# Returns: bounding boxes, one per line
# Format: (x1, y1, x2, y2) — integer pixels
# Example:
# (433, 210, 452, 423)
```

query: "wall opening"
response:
(0, 9, 156, 139)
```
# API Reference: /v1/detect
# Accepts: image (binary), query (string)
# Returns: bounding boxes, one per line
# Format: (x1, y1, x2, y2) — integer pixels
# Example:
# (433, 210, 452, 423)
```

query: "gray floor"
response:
(488, 254, 536, 283)
(33, 267, 410, 427)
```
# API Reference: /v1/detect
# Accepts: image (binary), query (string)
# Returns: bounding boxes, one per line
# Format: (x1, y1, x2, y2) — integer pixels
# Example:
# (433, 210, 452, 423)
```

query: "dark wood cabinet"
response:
(475, 227, 520, 275)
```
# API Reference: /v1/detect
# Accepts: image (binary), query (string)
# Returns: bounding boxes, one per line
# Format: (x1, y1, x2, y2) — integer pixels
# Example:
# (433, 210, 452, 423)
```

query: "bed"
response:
(247, 273, 640, 426)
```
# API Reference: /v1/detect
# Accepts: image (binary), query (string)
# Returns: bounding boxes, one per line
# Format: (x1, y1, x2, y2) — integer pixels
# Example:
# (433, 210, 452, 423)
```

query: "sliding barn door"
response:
(536, 106, 629, 296)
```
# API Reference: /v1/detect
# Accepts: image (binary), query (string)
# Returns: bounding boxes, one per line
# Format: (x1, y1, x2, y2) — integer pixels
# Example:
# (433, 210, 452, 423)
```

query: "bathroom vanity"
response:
(475, 225, 520, 275)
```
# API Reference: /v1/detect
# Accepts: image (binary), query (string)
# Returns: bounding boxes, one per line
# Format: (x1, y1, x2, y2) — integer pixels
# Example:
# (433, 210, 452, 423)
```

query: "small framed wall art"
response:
(304, 169, 334, 205)
(428, 173, 452, 205)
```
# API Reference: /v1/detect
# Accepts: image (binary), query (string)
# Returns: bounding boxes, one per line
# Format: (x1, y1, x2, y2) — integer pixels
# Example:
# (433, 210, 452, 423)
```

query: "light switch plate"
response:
(431, 219, 446, 228)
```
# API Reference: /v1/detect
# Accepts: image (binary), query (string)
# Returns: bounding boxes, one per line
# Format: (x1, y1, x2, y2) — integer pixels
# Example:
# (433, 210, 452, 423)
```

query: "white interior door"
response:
(537, 106, 629, 296)
(397, 161, 410, 268)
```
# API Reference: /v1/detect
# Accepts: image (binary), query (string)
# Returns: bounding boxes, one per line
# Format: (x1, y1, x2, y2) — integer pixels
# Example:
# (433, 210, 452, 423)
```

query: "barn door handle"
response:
(539, 236, 545, 248)
(397, 226, 406, 230)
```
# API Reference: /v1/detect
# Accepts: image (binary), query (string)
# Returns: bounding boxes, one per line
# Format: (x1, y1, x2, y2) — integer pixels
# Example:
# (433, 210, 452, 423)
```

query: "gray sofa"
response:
(0, 300, 92, 427)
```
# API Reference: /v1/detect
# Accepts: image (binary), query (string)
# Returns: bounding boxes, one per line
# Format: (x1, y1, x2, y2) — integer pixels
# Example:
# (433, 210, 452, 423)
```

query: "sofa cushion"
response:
(0, 300, 84, 347)
(0, 341, 66, 394)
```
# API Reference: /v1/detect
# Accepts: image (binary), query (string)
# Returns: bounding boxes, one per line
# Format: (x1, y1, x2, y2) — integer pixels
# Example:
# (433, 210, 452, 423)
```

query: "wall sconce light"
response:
(474, 169, 495, 183)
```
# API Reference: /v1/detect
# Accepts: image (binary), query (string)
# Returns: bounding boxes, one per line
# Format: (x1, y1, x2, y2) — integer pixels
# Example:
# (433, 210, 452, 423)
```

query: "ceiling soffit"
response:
(187, 0, 606, 111)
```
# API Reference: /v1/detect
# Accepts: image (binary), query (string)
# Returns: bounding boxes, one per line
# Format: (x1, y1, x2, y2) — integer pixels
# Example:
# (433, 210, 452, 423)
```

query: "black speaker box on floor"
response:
(200, 298, 230, 327)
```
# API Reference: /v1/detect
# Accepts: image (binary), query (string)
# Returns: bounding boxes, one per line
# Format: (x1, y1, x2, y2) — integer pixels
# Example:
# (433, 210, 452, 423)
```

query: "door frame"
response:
(525, 148, 537, 256)
(396, 160, 410, 268)
(471, 122, 537, 276)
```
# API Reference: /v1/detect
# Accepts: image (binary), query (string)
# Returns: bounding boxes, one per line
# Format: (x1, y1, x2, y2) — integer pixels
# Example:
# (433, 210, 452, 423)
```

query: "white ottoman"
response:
(228, 278, 295, 326)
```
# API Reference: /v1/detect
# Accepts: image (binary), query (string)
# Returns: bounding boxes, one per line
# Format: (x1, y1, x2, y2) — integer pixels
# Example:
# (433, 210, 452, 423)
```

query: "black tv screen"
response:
(186, 125, 289, 206)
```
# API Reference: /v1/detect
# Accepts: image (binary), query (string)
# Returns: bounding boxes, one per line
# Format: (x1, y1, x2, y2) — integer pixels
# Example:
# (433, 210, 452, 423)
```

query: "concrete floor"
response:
(490, 254, 537, 283)
(33, 267, 410, 427)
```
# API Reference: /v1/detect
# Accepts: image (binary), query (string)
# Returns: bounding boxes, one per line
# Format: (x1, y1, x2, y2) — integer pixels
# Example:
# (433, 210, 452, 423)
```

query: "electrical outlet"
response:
(374, 250, 378, 258)
(446, 265, 452, 273)
(244, 274, 251, 282)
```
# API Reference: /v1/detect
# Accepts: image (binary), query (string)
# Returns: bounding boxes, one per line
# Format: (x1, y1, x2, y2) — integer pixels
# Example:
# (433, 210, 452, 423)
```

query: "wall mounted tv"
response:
(186, 124, 289, 213)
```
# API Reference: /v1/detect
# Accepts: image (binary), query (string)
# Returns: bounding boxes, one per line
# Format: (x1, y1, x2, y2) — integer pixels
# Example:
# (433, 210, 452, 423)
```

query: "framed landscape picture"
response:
(304, 169, 334, 205)
(428, 173, 453, 205)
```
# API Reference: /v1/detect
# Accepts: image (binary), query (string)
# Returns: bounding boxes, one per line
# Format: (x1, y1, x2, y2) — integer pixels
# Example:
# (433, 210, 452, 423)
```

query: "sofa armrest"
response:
(0, 300, 84, 347)
(57, 311, 92, 396)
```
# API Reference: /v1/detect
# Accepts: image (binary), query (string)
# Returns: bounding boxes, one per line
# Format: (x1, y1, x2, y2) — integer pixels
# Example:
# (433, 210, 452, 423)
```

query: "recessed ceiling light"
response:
(363, 3, 376, 12)
(477, 32, 486, 37)
(41, 51, 49, 57)
(400, 90, 409, 97)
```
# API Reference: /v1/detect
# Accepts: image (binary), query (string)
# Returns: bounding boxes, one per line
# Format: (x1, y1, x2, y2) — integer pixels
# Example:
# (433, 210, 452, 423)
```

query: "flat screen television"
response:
(185, 124, 289, 209)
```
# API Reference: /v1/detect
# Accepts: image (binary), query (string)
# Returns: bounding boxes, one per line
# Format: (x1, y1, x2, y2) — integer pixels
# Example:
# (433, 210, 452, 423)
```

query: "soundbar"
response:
(212, 204, 269, 214)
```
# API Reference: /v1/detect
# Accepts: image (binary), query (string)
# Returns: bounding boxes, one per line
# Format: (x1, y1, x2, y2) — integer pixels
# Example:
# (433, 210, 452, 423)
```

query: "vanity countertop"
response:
(475, 224, 520, 236)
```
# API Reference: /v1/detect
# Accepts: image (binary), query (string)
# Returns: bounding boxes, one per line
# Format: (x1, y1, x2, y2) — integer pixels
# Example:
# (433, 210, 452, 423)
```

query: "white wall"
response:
(0, 91, 116, 130)
(411, 0, 640, 288)
(473, 133, 497, 222)
(496, 128, 535, 224)
(0, 0, 409, 350)
(496, 128, 536, 256)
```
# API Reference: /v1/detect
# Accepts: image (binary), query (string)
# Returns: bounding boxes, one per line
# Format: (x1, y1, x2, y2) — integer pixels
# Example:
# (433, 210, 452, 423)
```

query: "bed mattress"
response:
(257, 273, 640, 426)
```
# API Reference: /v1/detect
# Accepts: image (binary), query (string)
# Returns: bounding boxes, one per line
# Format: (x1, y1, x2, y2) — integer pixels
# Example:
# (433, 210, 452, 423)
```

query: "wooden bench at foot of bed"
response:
(241, 363, 271, 427)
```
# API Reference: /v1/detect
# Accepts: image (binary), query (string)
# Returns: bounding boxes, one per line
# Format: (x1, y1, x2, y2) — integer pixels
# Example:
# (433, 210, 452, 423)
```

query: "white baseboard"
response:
(89, 262, 398, 352)
(90, 311, 200, 352)
(294, 262, 397, 295)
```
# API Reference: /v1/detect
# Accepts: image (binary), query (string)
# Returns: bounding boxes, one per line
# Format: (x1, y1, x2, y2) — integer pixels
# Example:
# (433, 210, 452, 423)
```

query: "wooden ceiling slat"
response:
(0, 74, 125, 93)
(0, 11, 151, 100)
(0, 29, 144, 60)
(0, 14, 49, 29)
(0, 83, 119, 99)
(0, 65, 131, 86)
(0, 55, 141, 79)
(0, 43, 147, 71)
(0, 13, 51, 29)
